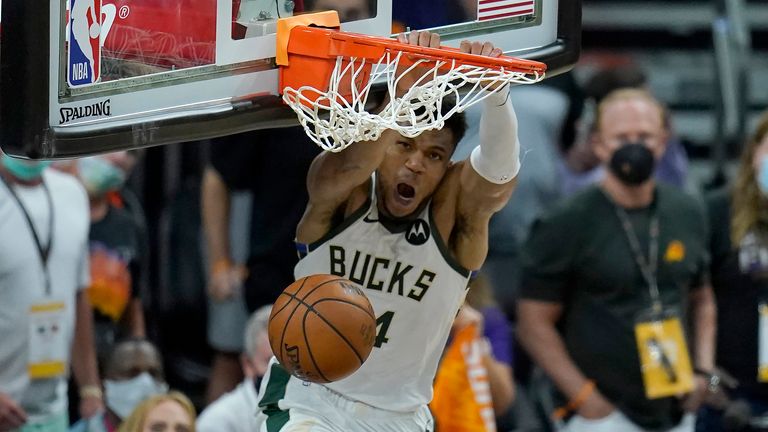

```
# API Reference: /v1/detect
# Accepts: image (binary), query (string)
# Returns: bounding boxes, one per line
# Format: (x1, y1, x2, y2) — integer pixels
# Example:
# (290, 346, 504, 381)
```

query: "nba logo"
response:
(68, 0, 102, 87)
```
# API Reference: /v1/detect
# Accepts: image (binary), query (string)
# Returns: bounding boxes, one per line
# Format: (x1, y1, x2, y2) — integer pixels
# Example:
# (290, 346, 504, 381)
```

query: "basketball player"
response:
(256, 30, 520, 432)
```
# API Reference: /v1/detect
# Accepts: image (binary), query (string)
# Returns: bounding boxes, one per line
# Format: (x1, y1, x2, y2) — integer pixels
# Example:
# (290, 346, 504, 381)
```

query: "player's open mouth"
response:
(397, 183, 415, 201)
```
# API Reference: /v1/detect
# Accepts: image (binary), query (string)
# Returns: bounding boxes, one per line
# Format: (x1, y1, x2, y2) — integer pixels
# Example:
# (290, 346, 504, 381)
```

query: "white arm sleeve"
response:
(469, 86, 521, 184)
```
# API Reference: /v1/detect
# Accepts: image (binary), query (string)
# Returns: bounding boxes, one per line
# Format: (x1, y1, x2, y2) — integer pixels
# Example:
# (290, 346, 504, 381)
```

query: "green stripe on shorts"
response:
(259, 363, 292, 431)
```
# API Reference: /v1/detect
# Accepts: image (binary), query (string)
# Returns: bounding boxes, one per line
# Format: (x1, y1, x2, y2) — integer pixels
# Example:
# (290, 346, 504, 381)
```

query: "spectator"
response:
(699, 110, 768, 431)
(431, 304, 497, 432)
(70, 340, 167, 432)
(77, 152, 147, 361)
(560, 65, 690, 195)
(0, 152, 102, 430)
(518, 89, 716, 432)
(117, 392, 196, 432)
(196, 305, 273, 432)
(201, 128, 318, 402)
(465, 273, 516, 416)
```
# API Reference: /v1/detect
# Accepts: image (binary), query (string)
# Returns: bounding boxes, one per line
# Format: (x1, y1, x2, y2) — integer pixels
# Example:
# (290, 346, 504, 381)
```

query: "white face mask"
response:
(104, 372, 168, 419)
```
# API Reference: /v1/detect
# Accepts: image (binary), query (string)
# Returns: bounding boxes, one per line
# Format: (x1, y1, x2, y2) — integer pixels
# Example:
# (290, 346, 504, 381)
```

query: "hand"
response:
(453, 304, 484, 334)
(577, 390, 615, 420)
(393, 30, 443, 97)
(207, 266, 246, 301)
(0, 393, 27, 431)
(680, 375, 708, 412)
(79, 395, 104, 420)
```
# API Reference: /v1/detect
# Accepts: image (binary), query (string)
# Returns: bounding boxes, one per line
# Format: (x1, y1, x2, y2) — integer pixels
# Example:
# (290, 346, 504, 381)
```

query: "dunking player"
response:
(256, 30, 521, 431)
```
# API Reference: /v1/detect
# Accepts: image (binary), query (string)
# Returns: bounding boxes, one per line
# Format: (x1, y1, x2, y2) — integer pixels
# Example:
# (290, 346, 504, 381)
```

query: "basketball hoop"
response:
(278, 20, 547, 152)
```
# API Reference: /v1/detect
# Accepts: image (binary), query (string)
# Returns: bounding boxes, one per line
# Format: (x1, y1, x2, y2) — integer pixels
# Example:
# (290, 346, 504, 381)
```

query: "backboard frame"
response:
(1, 0, 581, 159)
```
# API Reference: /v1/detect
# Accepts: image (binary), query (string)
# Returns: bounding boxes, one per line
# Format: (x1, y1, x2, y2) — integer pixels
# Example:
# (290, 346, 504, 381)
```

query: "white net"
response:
(282, 50, 545, 152)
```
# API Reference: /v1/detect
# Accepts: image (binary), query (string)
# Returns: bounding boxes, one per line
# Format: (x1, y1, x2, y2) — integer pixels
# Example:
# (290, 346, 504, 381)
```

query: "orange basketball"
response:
(268, 274, 377, 383)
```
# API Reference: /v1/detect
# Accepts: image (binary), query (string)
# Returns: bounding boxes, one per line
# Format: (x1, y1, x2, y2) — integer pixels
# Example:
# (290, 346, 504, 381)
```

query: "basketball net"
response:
(282, 48, 544, 153)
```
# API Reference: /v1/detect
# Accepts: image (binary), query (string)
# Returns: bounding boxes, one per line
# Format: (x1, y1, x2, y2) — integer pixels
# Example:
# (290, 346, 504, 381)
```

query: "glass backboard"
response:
(0, 0, 580, 158)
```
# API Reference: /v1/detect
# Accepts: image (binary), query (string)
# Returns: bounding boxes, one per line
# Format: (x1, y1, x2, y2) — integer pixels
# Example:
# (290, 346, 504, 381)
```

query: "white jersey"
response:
(294, 178, 473, 412)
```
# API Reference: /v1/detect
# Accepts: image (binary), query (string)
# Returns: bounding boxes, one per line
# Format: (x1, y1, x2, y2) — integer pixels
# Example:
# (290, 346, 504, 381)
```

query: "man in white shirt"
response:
(197, 305, 273, 432)
(0, 153, 102, 431)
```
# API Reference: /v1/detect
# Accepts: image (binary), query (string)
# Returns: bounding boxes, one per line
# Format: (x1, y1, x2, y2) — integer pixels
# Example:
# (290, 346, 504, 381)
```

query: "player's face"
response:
(594, 98, 667, 163)
(377, 129, 454, 218)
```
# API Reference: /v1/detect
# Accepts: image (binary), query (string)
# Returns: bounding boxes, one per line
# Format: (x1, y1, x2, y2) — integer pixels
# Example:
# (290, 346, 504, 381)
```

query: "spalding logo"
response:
(284, 344, 314, 381)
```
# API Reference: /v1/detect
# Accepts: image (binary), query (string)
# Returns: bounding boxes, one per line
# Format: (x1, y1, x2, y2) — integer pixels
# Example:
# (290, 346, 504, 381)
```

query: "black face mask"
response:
(609, 142, 655, 185)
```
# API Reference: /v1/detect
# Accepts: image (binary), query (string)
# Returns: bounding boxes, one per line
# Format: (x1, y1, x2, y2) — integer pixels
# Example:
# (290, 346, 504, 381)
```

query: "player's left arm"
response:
(451, 42, 520, 269)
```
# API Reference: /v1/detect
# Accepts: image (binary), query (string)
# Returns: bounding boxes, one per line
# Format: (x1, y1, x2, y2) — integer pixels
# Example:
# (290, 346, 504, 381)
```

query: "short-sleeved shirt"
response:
(521, 184, 708, 430)
(209, 127, 320, 311)
(0, 169, 90, 419)
(706, 188, 768, 400)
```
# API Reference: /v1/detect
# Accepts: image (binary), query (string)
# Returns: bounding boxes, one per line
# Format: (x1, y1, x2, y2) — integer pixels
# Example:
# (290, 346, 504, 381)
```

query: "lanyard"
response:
(611, 200, 662, 313)
(0, 175, 54, 295)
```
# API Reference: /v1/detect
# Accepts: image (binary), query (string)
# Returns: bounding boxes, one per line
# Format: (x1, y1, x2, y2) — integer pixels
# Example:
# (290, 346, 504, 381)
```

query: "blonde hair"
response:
(731, 110, 768, 245)
(594, 88, 666, 133)
(117, 391, 196, 432)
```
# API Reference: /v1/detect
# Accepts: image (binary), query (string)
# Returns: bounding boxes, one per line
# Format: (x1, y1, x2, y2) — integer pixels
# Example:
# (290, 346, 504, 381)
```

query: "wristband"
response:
(210, 259, 232, 276)
(553, 380, 596, 420)
(79, 385, 103, 400)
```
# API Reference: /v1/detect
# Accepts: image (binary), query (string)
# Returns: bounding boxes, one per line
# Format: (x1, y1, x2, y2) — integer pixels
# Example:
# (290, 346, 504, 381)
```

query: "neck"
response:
(0, 165, 43, 187)
(601, 171, 655, 209)
(90, 196, 109, 221)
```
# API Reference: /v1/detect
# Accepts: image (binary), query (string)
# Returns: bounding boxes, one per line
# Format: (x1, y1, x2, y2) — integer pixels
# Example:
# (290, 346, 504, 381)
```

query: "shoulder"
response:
(106, 205, 140, 229)
(536, 186, 604, 227)
(657, 184, 706, 220)
(704, 187, 731, 215)
(197, 383, 255, 430)
(44, 169, 89, 213)
(44, 169, 87, 200)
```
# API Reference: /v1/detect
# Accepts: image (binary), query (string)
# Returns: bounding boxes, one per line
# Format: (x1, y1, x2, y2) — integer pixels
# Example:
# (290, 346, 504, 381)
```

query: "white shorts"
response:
(565, 410, 695, 432)
(255, 361, 434, 432)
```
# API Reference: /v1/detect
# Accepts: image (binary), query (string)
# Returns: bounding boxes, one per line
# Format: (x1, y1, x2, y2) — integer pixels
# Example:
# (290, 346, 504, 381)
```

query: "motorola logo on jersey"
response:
(406, 220, 430, 246)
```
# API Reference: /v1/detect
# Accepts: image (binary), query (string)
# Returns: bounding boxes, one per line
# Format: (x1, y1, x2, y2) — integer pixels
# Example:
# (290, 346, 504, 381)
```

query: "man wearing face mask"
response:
(196, 305, 273, 432)
(77, 152, 147, 361)
(0, 152, 102, 431)
(517, 89, 717, 432)
(70, 339, 167, 432)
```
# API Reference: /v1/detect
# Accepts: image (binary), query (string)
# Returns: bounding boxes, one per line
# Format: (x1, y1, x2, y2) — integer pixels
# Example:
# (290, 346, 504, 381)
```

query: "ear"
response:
(653, 131, 670, 159)
(591, 132, 612, 164)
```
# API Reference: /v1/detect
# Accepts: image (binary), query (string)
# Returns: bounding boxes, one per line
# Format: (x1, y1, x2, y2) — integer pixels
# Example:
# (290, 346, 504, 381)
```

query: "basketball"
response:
(268, 274, 377, 383)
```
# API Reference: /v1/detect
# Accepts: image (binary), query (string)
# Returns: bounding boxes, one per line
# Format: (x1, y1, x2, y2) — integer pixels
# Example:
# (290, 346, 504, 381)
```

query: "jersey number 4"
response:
(374, 311, 395, 348)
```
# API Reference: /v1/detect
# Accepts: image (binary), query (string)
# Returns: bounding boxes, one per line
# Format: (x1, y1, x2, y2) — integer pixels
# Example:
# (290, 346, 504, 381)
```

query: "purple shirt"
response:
(482, 306, 513, 366)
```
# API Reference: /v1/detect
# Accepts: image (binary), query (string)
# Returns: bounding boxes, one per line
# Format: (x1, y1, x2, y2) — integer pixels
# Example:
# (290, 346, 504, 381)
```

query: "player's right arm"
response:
(296, 135, 388, 244)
